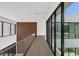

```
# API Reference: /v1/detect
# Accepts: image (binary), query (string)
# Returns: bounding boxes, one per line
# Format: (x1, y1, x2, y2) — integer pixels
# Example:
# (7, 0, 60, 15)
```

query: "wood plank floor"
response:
(25, 36, 54, 56)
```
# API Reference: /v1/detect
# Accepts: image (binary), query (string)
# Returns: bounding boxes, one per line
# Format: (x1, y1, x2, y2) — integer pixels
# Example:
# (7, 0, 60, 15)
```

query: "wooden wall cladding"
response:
(17, 22, 37, 42)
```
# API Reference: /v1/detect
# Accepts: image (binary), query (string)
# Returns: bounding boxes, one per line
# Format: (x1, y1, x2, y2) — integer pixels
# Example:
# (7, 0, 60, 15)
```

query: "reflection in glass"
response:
(76, 48, 79, 56)
(64, 2, 79, 56)
(69, 23, 75, 39)
(64, 48, 75, 56)
(64, 23, 69, 39)
(64, 48, 68, 56)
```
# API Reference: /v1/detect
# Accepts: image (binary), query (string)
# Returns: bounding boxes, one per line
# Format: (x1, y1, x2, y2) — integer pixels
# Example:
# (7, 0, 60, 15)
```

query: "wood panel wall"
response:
(17, 22, 37, 42)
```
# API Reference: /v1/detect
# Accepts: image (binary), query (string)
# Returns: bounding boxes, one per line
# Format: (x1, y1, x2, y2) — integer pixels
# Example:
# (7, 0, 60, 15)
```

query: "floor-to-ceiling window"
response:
(46, 2, 64, 56)
(46, 2, 79, 56)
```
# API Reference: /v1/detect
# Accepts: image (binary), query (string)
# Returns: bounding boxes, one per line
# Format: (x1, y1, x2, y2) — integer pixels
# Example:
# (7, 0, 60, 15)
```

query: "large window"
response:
(0, 21, 16, 38)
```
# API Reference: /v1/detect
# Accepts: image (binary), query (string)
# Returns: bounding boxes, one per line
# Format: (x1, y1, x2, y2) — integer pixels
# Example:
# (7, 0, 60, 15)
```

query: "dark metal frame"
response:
(61, 2, 64, 56)
(46, 2, 64, 56)
(54, 11, 56, 56)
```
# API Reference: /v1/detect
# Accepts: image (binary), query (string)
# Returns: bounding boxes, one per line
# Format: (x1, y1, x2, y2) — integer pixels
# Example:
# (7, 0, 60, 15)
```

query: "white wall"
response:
(37, 19, 46, 36)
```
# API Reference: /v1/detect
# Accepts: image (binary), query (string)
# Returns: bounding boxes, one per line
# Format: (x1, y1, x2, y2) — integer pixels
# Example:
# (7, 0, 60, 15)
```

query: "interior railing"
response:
(16, 33, 36, 56)
(0, 43, 16, 56)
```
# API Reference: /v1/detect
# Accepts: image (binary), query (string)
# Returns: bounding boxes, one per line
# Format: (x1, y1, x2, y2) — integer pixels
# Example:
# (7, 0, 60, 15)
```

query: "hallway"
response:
(0, 2, 79, 56)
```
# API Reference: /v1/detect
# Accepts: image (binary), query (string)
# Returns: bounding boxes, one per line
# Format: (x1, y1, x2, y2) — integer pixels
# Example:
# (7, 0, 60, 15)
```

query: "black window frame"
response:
(46, 2, 64, 56)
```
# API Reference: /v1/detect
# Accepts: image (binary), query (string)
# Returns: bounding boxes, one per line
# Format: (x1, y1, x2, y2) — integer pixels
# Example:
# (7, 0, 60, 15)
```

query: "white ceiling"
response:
(0, 2, 60, 22)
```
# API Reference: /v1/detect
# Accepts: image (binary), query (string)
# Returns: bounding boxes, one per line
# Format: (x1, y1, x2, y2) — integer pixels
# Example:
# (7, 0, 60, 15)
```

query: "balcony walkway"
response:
(25, 36, 54, 56)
